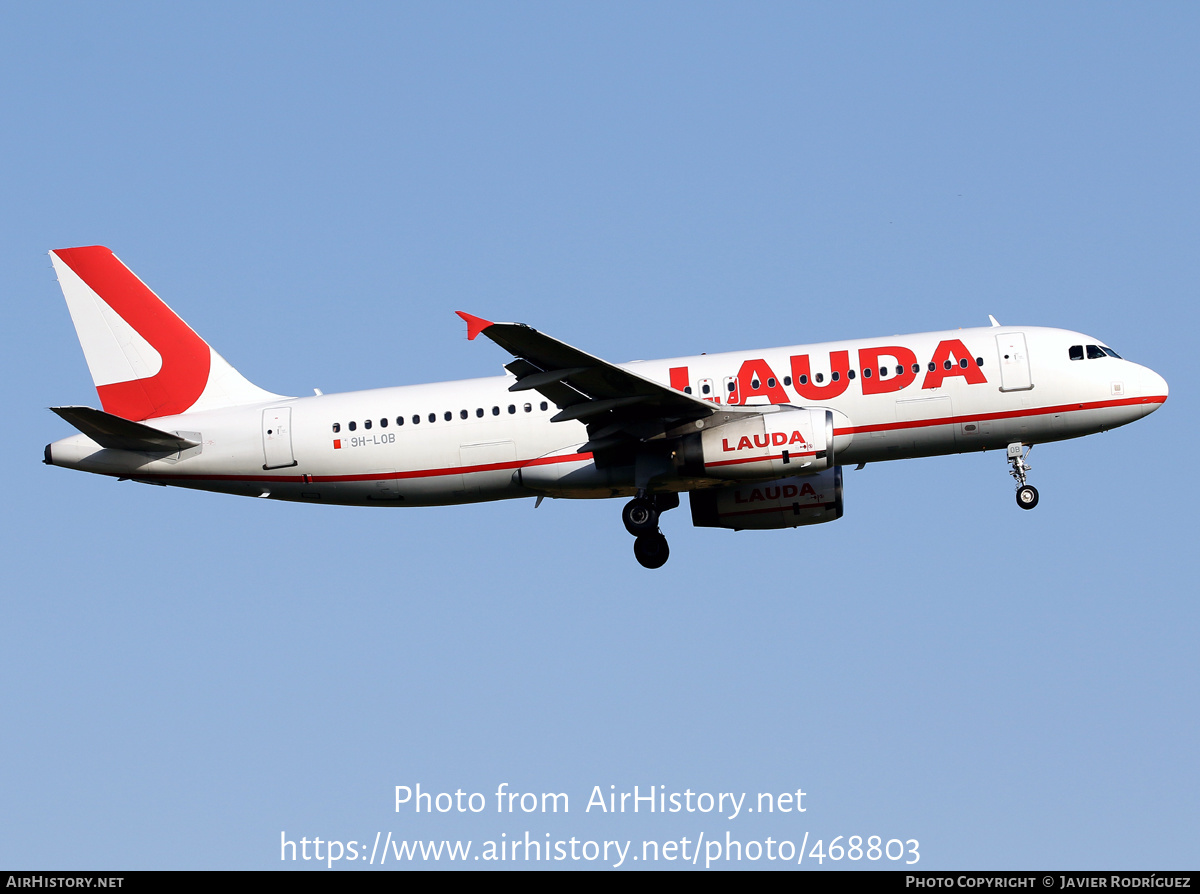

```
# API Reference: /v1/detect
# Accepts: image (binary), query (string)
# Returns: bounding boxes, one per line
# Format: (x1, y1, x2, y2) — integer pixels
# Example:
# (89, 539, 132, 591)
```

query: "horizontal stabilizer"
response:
(50, 406, 200, 452)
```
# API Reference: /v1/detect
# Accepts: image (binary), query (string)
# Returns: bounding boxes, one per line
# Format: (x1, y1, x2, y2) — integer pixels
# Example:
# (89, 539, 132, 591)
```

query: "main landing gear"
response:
(623, 492, 679, 569)
(1007, 442, 1039, 510)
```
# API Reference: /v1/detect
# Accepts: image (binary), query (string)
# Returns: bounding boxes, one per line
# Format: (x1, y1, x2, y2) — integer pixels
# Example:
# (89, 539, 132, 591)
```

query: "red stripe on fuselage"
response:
(117, 395, 1167, 489)
(838, 394, 1167, 436)
(132, 451, 596, 485)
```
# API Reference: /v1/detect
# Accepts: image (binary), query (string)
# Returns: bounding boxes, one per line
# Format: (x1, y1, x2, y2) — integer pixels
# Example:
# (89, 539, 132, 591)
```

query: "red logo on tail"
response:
(54, 247, 211, 421)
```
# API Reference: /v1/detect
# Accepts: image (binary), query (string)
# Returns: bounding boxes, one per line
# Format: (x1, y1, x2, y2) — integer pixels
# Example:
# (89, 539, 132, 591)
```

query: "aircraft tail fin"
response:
(49, 246, 283, 421)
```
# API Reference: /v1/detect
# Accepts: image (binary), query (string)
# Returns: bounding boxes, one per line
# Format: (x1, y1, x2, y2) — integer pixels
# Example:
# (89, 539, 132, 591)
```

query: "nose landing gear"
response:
(623, 491, 679, 568)
(1007, 443, 1039, 510)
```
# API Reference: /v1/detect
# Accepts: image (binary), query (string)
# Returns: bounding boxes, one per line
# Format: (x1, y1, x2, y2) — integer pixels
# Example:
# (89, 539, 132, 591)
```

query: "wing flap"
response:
(508, 366, 594, 392)
(550, 395, 653, 423)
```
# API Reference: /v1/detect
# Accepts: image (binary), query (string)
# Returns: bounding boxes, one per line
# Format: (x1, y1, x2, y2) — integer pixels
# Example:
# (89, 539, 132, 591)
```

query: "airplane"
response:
(43, 246, 1169, 568)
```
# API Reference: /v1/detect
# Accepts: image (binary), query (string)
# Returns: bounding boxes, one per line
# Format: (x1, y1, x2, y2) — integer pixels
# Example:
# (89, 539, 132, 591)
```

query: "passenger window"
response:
(492, 406, 500, 416)
(783, 376, 791, 386)
(476, 408, 484, 417)
(460, 409, 468, 419)
(878, 367, 887, 378)
(815, 373, 824, 383)
(975, 357, 984, 366)
(767, 377, 776, 388)
(364, 419, 372, 429)
(702, 383, 711, 394)
(348, 421, 357, 431)
(332, 423, 340, 433)
(684, 386, 692, 394)
(428, 413, 436, 423)
(848, 369, 856, 380)
(959, 358, 969, 368)
(863, 368, 872, 379)
(927, 362, 936, 372)
(1069, 345, 1084, 361)
(444, 411, 452, 421)
(380, 418, 388, 428)
(943, 360, 953, 370)
(911, 363, 919, 374)
(508, 405, 516, 414)
(798, 374, 809, 385)
(396, 416, 404, 426)
(540, 402, 548, 411)
(831, 371, 840, 382)
(412, 415, 420, 425)
(524, 403, 532, 412)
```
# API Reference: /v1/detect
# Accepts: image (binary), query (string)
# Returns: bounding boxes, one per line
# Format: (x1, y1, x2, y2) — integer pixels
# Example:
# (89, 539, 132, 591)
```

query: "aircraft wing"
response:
(457, 312, 749, 455)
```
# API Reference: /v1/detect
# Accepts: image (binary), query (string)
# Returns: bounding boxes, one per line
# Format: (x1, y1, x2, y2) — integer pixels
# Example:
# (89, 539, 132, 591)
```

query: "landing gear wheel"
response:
(1007, 443, 1038, 511)
(634, 533, 670, 569)
(622, 498, 659, 536)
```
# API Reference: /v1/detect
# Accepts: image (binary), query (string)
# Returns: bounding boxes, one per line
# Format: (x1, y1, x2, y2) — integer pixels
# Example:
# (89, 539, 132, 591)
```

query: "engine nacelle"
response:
(689, 466, 844, 531)
(684, 407, 835, 480)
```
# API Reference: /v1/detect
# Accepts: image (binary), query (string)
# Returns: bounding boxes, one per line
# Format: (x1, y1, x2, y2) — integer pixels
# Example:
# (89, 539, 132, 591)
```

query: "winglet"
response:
(456, 311, 494, 341)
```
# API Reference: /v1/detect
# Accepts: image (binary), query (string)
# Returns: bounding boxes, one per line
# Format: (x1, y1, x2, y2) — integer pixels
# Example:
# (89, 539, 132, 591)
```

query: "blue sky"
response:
(2, 2, 1195, 870)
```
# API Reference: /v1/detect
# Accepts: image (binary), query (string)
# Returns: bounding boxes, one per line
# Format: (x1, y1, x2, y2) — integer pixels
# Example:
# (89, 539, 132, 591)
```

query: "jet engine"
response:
(680, 407, 838, 481)
(689, 465, 844, 531)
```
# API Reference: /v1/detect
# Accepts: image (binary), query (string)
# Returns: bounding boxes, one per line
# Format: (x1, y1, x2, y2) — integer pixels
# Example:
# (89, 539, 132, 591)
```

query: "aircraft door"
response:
(262, 407, 297, 469)
(996, 333, 1033, 392)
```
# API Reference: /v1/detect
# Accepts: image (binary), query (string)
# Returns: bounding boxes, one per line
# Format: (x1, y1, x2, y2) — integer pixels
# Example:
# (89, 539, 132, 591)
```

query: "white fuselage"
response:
(46, 324, 1168, 506)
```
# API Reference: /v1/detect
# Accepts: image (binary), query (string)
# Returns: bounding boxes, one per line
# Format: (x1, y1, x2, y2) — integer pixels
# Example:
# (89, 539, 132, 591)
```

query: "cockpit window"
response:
(1069, 345, 1084, 361)
(1102, 346, 1122, 359)
(1086, 344, 1106, 359)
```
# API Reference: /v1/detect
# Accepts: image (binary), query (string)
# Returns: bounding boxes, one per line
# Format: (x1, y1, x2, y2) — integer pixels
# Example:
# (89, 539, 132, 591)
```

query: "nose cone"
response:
(1147, 367, 1168, 402)
(1136, 365, 1168, 416)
